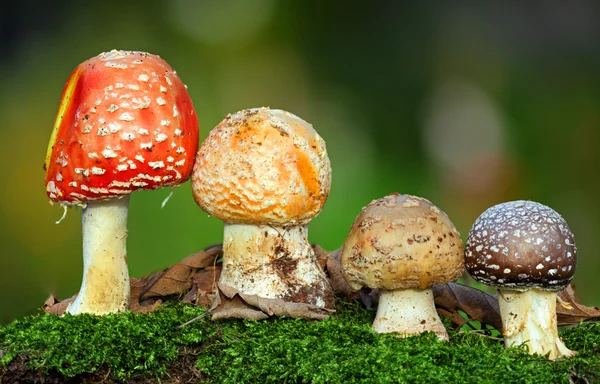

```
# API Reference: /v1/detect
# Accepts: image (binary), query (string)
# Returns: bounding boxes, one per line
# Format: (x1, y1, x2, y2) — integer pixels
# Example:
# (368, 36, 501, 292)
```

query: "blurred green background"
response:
(1, 1, 598, 323)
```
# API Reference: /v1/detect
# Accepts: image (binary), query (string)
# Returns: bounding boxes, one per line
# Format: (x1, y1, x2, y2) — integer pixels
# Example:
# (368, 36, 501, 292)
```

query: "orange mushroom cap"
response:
(192, 107, 331, 225)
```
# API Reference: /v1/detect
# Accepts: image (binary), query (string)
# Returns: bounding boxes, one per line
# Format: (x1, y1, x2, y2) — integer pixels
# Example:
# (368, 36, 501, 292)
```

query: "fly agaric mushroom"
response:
(340, 193, 464, 340)
(465, 200, 577, 359)
(44, 50, 198, 315)
(191, 107, 334, 318)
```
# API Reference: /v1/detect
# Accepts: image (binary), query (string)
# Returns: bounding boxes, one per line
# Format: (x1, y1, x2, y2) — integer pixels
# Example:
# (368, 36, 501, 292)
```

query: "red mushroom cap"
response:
(44, 50, 199, 205)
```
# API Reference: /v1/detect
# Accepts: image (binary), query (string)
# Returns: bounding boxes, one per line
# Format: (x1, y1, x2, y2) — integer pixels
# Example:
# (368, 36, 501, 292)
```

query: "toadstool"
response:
(340, 193, 464, 340)
(44, 50, 199, 315)
(465, 200, 577, 359)
(191, 107, 334, 318)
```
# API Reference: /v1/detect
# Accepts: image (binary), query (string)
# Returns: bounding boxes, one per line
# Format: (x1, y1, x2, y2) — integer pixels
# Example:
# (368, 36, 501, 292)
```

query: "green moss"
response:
(1, 300, 599, 383)
(0, 303, 215, 380)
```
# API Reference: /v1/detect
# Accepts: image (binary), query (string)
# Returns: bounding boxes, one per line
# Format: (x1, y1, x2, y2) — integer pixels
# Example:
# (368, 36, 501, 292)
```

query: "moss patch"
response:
(1, 300, 599, 383)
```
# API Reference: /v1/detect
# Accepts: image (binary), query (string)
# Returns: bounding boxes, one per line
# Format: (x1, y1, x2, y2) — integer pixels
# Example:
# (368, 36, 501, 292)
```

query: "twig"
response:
(177, 312, 211, 329)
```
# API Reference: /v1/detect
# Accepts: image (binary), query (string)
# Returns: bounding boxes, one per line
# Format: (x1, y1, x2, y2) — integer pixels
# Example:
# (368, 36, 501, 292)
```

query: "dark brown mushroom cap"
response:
(465, 200, 577, 291)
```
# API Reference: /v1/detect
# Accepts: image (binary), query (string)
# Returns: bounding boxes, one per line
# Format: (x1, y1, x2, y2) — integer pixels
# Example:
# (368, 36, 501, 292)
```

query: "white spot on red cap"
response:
(156, 97, 166, 106)
(121, 132, 135, 141)
(175, 159, 185, 167)
(148, 161, 165, 169)
(107, 104, 119, 113)
(108, 123, 121, 133)
(176, 147, 185, 154)
(160, 85, 167, 93)
(119, 112, 134, 121)
(117, 164, 128, 172)
(160, 120, 171, 126)
(101, 148, 118, 158)
(127, 84, 139, 90)
(133, 96, 151, 109)
(105, 61, 128, 69)
(91, 167, 106, 175)
(174, 128, 183, 136)
(141, 142, 153, 150)
(109, 180, 132, 188)
(138, 74, 150, 82)
(88, 152, 99, 159)
(173, 105, 179, 117)
(156, 134, 168, 143)
(135, 154, 145, 163)
(95, 99, 102, 106)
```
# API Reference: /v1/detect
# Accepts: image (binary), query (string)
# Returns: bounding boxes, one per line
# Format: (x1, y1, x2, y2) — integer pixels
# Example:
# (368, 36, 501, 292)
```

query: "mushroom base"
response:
(498, 288, 576, 360)
(219, 223, 334, 309)
(67, 197, 130, 315)
(372, 288, 448, 340)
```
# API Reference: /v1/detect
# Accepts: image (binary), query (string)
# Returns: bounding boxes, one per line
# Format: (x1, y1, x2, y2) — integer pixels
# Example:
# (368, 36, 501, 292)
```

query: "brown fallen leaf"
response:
(557, 284, 600, 325)
(182, 266, 221, 307)
(433, 283, 502, 330)
(138, 245, 222, 300)
(312, 244, 330, 271)
(325, 249, 359, 301)
(42, 294, 75, 316)
(210, 283, 334, 320)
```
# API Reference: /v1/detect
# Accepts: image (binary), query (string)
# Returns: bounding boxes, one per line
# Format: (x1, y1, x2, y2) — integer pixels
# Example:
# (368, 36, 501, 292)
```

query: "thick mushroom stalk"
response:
(498, 288, 576, 360)
(67, 197, 130, 315)
(222, 224, 329, 306)
(374, 288, 448, 340)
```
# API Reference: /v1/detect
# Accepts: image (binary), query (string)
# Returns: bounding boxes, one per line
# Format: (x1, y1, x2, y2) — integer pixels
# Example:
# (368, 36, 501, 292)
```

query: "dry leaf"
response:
(433, 283, 502, 330)
(210, 283, 334, 320)
(42, 294, 75, 316)
(312, 244, 330, 270)
(182, 266, 221, 307)
(325, 249, 359, 301)
(138, 245, 222, 300)
(557, 284, 600, 325)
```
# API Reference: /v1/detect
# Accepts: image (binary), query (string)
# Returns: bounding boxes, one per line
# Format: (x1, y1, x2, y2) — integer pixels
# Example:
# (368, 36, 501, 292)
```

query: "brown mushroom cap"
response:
(465, 200, 577, 291)
(341, 194, 465, 291)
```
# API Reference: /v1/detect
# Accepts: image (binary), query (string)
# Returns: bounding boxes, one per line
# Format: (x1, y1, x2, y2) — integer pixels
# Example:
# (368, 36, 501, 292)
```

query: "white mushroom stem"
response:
(66, 196, 130, 315)
(498, 288, 576, 360)
(220, 223, 332, 308)
(372, 288, 448, 340)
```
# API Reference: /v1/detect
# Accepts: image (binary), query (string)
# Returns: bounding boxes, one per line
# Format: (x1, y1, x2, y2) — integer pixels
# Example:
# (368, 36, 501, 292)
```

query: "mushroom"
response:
(465, 200, 577, 359)
(44, 50, 199, 315)
(340, 193, 464, 340)
(191, 107, 334, 316)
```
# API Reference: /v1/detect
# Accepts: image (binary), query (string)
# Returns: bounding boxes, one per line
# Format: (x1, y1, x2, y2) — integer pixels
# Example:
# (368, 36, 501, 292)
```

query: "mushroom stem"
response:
(67, 196, 130, 315)
(220, 223, 333, 308)
(373, 288, 448, 340)
(498, 288, 576, 360)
